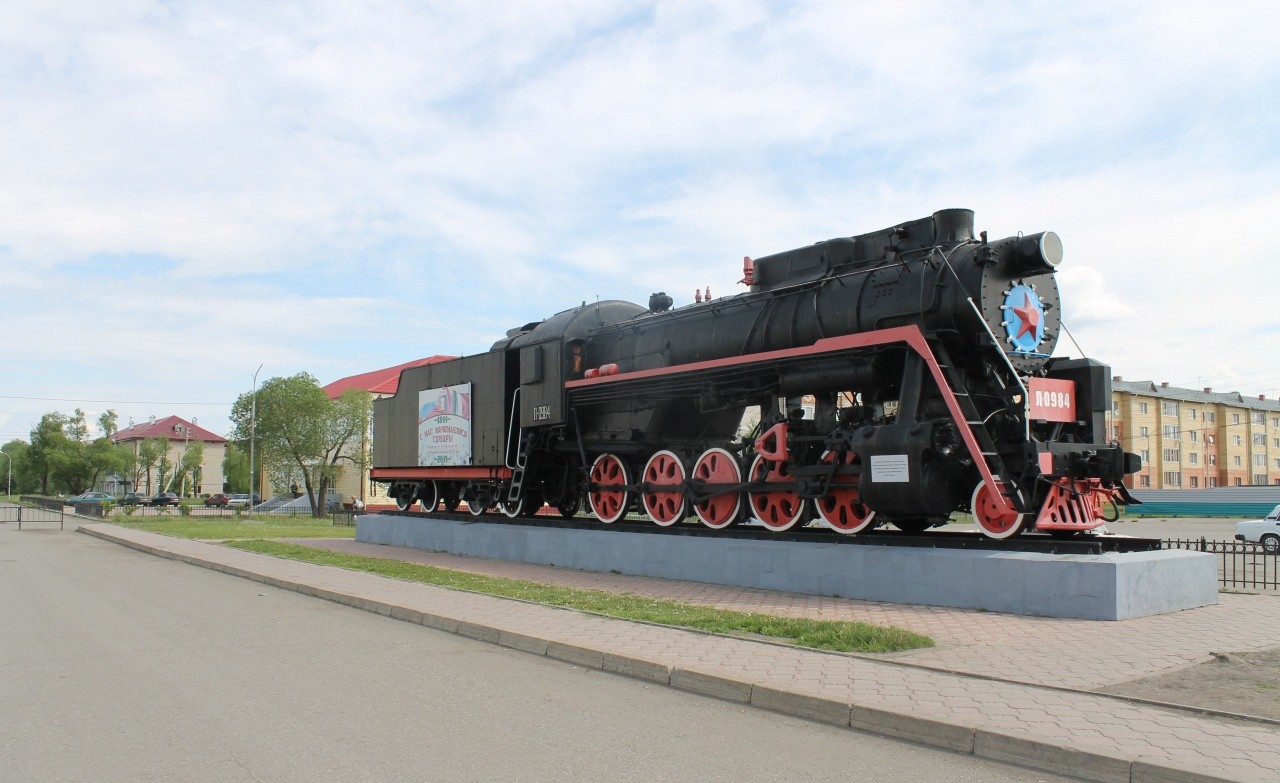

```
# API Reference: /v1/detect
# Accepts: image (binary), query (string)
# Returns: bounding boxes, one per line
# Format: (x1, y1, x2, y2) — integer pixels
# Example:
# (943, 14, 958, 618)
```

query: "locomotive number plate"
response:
(1027, 377, 1076, 423)
(531, 405, 552, 421)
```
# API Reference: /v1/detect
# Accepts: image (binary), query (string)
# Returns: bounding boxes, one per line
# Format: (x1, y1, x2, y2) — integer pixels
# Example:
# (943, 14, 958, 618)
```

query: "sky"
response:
(2, 0, 1279, 443)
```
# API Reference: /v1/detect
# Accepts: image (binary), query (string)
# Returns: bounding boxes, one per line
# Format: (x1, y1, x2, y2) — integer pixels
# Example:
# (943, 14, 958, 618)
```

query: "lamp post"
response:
(1, 450, 11, 498)
(250, 363, 263, 507)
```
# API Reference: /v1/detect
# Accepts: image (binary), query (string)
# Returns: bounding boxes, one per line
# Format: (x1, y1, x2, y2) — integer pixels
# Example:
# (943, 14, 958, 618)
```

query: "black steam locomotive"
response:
(371, 209, 1140, 539)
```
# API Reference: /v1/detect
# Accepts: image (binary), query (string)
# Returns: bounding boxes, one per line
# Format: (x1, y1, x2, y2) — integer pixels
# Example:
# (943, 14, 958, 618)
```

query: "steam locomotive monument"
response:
(361, 209, 1217, 619)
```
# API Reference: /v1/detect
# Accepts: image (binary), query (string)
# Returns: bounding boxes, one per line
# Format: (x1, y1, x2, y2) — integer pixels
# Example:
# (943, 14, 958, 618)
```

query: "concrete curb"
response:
(76, 525, 1264, 783)
(750, 684, 851, 726)
(1132, 759, 1271, 783)
(973, 730, 1131, 783)
(671, 668, 753, 704)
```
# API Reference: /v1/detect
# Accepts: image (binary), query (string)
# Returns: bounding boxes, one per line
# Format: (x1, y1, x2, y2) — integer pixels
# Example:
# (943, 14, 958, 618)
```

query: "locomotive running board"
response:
(565, 324, 1021, 518)
(370, 466, 514, 480)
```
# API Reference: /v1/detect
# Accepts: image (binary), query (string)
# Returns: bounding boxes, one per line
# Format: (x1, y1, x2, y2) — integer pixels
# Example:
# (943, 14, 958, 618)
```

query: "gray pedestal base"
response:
(355, 516, 1218, 620)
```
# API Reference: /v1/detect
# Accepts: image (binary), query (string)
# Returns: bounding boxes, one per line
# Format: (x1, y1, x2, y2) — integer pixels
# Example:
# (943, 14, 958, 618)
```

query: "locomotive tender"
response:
(371, 208, 1140, 539)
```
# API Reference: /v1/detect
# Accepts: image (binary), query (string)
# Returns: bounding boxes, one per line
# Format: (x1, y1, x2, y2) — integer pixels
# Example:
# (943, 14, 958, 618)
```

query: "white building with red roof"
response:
(112, 415, 228, 497)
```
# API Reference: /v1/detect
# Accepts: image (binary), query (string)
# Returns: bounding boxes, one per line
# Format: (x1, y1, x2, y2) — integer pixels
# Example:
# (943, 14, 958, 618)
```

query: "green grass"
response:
(114, 515, 356, 539)
(225, 539, 934, 654)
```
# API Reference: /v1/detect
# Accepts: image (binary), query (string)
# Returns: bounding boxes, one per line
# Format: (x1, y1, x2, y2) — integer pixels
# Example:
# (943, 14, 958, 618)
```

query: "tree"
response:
(177, 441, 203, 495)
(222, 443, 248, 493)
(27, 413, 70, 494)
(155, 449, 174, 493)
(2, 439, 37, 495)
(24, 409, 128, 495)
(230, 373, 373, 517)
(98, 411, 118, 439)
(84, 437, 129, 494)
(47, 409, 96, 493)
(132, 437, 168, 495)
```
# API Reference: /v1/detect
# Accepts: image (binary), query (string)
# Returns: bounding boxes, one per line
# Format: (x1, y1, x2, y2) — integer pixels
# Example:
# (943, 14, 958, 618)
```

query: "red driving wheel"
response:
(589, 454, 631, 523)
(642, 450, 687, 526)
(691, 448, 742, 529)
(748, 455, 806, 531)
(815, 451, 875, 534)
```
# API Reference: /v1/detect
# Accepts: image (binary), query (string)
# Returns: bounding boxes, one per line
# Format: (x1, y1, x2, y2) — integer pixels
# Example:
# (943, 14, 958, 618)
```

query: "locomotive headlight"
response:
(1011, 231, 1063, 275)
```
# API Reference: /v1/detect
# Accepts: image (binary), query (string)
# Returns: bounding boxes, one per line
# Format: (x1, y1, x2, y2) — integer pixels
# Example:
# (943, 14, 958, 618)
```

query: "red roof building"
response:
(113, 415, 227, 444)
(111, 415, 228, 497)
(322, 355, 455, 398)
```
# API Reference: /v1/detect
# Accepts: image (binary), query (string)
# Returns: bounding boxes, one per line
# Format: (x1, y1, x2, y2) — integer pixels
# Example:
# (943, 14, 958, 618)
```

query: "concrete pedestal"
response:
(355, 515, 1219, 620)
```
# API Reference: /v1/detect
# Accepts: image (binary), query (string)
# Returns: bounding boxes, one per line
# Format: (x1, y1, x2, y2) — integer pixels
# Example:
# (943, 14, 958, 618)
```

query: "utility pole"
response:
(250, 364, 263, 507)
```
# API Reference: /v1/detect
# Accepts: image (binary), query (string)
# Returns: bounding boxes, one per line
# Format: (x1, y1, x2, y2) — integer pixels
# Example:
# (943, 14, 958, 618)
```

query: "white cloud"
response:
(1, 0, 1279, 441)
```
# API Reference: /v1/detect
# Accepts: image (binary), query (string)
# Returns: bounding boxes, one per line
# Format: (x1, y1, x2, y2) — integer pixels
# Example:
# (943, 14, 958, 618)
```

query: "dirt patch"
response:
(1098, 647, 1280, 721)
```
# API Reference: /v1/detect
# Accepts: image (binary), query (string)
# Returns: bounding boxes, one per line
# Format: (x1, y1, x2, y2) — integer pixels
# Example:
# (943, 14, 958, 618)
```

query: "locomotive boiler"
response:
(371, 208, 1140, 539)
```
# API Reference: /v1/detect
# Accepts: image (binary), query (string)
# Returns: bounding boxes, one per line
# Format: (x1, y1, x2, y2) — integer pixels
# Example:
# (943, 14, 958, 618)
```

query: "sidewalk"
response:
(292, 538, 1280, 692)
(79, 523, 1279, 783)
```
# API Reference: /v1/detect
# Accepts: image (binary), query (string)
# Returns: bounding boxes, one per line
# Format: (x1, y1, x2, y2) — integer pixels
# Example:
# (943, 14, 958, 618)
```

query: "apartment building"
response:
(1111, 379, 1280, 489)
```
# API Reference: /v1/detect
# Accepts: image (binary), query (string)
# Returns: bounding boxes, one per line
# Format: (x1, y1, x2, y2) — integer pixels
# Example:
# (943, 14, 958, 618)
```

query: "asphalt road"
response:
(0, 526, 1077, 783)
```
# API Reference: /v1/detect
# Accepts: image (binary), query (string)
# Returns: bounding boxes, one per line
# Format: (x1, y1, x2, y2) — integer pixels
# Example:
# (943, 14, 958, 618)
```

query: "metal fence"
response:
(20, 495, 66, 511)
(111, 505, 327, 519)
(0, 503, 66, 530)
(1162, 538, 1279, 591)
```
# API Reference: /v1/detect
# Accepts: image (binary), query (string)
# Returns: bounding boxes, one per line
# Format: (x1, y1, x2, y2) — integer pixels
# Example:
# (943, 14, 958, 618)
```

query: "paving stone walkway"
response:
(79, 524, 1280, 783)
(291, 538, 1280, 692)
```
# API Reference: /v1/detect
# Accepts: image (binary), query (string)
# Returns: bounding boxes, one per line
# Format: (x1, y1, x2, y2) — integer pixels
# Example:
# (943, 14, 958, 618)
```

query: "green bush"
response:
(178, 500, 193, 517)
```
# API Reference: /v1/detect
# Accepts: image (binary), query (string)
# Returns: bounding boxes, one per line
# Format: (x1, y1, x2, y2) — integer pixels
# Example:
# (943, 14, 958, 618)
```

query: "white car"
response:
(1235, 504, 1280, 553)
(227, 493, 253, 508)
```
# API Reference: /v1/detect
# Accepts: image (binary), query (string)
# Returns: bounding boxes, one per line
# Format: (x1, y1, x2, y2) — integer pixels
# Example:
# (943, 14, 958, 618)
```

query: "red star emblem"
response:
(1011, 293, 1040, 339)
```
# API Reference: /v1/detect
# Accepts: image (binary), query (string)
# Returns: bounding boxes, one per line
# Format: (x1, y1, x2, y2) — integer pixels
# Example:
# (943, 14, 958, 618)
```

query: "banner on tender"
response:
(418, 383, 472, 466)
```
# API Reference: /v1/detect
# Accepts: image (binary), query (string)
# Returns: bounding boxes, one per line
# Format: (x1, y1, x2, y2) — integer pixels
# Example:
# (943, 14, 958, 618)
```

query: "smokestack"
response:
(932, 208, 975, 244)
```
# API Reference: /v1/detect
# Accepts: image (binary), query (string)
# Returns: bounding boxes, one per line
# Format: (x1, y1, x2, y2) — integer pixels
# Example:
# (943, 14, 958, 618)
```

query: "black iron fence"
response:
(20, 495, 66, 511)
(0, 503, 65, 530)
(1162, 538, 1279, 591)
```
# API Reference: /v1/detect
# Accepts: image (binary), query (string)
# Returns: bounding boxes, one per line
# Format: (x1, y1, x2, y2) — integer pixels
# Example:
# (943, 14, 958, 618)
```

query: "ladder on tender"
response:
(507, 430, 529, 504)
(504, 388, 527, 504)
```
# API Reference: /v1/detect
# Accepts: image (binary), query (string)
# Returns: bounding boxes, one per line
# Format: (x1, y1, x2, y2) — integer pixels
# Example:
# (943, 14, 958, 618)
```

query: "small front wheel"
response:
(1262, 534, 1280, 554)
(971, 481, 1026, 540)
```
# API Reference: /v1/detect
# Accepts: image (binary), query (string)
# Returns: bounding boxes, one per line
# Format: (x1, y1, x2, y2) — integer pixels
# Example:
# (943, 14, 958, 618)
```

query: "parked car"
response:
(118, 493, 148, 506)
(1235, 505, 1280, 553)
(227, 493, 253, 508)
(66, 491, 116, 505)
(151, 492, 179, 507)
(204, 493, 231, 507)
